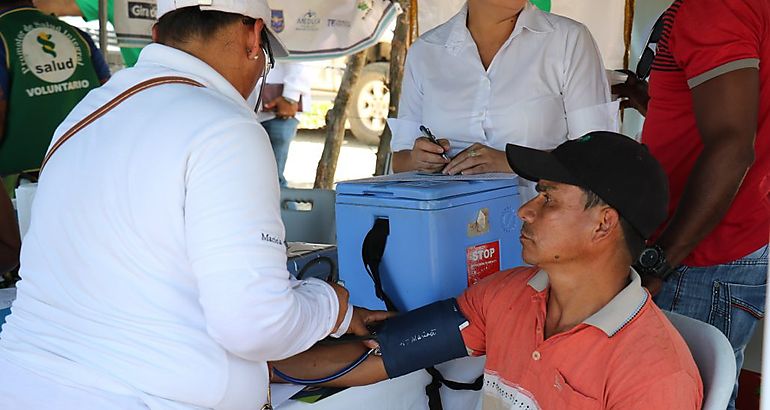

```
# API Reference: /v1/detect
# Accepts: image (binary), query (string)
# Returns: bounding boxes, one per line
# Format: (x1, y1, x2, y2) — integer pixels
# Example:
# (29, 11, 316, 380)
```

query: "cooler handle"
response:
(360, 218, 483, 409)
(361, 218, 397, 312)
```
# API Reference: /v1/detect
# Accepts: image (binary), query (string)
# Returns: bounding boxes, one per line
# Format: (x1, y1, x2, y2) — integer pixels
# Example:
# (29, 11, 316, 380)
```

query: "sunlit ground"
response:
(283, 129, 379, 189)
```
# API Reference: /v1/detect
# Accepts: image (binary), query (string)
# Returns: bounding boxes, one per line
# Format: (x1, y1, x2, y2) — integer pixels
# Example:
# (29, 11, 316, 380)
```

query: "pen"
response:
(419, 125, 450, 160)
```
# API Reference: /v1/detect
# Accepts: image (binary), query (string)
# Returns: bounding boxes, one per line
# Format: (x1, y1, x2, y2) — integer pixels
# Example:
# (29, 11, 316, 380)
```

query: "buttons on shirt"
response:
(532, 351, 541, 361)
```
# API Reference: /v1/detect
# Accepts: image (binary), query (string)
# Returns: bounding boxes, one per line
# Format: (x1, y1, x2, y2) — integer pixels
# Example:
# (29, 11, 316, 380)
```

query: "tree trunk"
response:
(313, 50, 368, 189)
(374, 0, 411, 176)
(623, 0, 636, 69)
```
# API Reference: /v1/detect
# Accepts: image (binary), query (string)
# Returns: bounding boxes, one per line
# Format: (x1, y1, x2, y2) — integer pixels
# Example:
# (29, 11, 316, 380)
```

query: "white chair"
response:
(664, 311, 736, 410)
(280, 188, 336, 244)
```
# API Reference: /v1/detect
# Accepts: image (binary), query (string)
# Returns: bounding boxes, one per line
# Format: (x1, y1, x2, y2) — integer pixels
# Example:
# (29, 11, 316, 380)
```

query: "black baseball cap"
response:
(505, 131, 669, 239)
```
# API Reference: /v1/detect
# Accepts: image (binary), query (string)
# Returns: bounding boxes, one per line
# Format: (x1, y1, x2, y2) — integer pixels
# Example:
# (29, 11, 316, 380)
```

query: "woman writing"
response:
(391, 0, 616, 186)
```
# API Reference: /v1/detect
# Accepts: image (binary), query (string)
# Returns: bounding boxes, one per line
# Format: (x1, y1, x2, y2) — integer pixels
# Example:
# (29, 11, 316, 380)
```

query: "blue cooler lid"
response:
(336, 176, 520, 210)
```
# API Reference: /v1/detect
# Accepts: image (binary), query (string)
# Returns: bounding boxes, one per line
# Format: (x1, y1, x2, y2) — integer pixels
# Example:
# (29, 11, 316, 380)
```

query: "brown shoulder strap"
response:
(40, 76, 204, 173)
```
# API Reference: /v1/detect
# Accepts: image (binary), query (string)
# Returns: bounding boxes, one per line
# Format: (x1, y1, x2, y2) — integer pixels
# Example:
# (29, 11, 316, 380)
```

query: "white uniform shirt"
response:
(390, 2, 617, 156)
(256, 61, 313, 122)
(0, 44, 340, 410)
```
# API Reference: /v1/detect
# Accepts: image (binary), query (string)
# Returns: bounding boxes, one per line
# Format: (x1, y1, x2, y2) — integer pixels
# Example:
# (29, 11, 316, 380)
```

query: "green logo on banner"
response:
(530, 0, 551, 12)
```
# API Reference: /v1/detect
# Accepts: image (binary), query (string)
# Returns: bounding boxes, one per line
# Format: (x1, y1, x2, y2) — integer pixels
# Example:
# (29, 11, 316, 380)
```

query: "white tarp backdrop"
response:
(548, 0, 626, 69)
(268, 0, 400, 61)
(417, 1, 464, 35)
(103, 0, 624, 67)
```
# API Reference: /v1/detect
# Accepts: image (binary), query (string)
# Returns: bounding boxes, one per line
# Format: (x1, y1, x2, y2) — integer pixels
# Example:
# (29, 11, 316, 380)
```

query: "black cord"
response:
(296, 255, 337, 282)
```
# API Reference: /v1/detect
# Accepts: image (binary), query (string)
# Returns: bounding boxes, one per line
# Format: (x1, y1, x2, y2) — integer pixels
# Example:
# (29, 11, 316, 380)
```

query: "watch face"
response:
(638, 248, 660, 269)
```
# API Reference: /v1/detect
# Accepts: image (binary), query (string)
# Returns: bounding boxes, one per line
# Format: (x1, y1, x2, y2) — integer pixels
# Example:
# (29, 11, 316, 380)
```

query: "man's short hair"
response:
(154, 7, 253, 45)
(581, 187, 646, 261)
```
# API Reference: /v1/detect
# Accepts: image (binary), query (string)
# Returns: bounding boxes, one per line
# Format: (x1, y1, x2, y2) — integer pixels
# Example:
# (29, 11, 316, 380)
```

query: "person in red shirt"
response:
(614, 1, 768, 407)
(270, 132, 703, 410)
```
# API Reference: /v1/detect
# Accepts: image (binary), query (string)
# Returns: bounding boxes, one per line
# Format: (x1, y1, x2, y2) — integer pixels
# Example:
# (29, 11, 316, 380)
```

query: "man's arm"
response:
(273, 296, 479, 386)
(656, 68, 758, 268)
(76, 27, 111, 84)
(279, 62, 311, 109)
(271, 342, 388, 387)
(0, 184, 21, 274)
(33, 0, 83, 16)
(611, 71, 649, 116)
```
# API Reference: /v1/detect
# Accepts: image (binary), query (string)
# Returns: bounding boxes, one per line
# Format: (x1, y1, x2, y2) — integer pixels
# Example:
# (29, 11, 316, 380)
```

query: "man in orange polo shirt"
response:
(272, 132, 703, 409)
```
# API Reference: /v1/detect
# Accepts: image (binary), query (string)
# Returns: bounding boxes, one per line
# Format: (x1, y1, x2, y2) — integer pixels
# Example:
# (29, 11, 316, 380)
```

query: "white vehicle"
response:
(303, 42, 391, 145)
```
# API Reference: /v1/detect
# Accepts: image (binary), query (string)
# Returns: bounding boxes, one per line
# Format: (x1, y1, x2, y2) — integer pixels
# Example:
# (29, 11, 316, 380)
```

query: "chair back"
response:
(664, 311, 736, 410)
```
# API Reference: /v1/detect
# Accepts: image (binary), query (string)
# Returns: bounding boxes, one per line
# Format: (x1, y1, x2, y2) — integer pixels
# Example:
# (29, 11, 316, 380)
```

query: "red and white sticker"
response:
(466, 241, 500, 286)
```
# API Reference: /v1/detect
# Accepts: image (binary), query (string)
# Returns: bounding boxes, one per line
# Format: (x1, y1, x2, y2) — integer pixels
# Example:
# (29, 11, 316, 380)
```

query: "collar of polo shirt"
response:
(527, 268, 649, 337)
(443, 2, 555, 55)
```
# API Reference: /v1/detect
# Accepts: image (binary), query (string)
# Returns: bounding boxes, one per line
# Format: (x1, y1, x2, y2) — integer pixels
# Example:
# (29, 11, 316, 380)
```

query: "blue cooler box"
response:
(336, 177, 523, 311)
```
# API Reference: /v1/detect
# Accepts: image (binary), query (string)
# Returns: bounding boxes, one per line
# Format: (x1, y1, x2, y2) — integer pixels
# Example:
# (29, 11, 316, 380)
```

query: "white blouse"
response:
(390, 2, 617, 157)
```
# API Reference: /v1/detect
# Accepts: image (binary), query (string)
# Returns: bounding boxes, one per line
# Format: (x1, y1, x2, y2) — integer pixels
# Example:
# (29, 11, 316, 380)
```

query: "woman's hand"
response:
(348, 307, 395, 349)
(442, 143, 512, 175)
(409, 137, 451, 173)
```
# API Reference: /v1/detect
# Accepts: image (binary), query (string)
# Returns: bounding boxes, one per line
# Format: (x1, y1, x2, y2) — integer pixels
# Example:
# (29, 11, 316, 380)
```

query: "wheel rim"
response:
(356, 80, 390, 133)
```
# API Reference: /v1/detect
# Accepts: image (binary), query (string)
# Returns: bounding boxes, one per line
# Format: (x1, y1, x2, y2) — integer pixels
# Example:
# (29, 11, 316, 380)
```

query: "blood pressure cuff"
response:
(376, 298, 469, 379)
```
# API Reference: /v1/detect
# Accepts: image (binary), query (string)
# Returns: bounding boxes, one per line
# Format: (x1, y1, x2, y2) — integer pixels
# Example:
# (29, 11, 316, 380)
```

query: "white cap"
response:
(156, 0, 288, 57)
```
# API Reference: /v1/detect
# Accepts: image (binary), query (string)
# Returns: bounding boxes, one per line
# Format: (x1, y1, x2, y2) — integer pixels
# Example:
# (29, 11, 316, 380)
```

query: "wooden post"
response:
(408, 0, 419, 46)
(623, 0, 636, 69)
(374, 0, 411, 176)
(313, 50, 368, 189)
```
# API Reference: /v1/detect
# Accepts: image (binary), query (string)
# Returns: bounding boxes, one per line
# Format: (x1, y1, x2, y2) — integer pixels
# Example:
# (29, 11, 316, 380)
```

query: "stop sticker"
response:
(466, 241, 501, 286)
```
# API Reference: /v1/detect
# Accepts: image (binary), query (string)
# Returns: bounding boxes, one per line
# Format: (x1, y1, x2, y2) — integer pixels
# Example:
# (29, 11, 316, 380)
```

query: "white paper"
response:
(271, 384, 305, 407)
(14, 183, 37, 240)
(605, 69, 629, 85)
(344, 171, 519, 184)
(0, 288, 16, 310)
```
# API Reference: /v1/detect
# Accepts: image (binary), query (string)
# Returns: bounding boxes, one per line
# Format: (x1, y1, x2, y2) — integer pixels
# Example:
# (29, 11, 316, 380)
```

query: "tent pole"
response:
(98, 0, 108, 54)
(408, 0, 418, 46)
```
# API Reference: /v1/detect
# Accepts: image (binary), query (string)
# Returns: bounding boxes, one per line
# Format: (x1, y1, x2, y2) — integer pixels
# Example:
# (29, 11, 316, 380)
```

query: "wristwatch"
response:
(282, 96, 299, 105)
(635, 244, 675, 280)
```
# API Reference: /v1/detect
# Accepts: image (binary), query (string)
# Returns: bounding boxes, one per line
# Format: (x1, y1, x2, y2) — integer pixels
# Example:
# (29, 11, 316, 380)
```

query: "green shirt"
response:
(0, 7, 102, 175)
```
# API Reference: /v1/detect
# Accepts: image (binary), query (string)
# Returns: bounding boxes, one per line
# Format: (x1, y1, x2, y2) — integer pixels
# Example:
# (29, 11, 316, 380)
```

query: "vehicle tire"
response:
(348, 62, 390, 145)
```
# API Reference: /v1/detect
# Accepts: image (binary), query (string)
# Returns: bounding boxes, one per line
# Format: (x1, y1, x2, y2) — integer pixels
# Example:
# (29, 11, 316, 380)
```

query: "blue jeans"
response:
(654, 244, 768, 410)
(262, 117, 300, 187)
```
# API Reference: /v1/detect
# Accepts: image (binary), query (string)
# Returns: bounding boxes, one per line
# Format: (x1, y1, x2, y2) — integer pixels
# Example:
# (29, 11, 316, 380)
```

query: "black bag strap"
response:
(425, 366, 484, 410)
(41, 76, 203, 173)
(361, 218, 397, 312)
(360, 218, 483, 410)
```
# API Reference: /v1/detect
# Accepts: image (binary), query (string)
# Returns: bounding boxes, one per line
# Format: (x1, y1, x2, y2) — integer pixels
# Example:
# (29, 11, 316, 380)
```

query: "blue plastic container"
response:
(336, 177, 523, 311)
